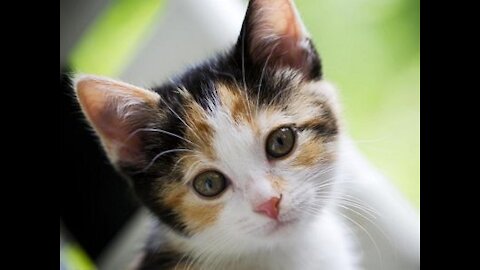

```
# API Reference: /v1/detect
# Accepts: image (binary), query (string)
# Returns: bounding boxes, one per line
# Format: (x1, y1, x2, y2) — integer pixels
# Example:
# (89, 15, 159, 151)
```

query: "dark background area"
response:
(60, 68, 139, 260)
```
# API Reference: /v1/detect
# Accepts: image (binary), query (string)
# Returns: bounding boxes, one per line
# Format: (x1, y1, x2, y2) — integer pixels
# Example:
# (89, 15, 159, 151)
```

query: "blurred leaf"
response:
(70, 0, 166, 77)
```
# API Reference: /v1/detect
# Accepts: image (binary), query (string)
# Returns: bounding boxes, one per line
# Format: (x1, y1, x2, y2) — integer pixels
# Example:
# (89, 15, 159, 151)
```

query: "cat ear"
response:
(74, 75, 160, 165)
(238, 0, 321, 79)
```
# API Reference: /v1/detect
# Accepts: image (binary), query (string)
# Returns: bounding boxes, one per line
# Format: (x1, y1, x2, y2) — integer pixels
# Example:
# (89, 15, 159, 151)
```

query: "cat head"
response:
(75, 0, 342, 254)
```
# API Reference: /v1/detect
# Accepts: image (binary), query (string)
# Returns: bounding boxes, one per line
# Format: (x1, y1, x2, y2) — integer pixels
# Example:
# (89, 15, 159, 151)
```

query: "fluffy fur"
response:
(74, 0, 364, 269)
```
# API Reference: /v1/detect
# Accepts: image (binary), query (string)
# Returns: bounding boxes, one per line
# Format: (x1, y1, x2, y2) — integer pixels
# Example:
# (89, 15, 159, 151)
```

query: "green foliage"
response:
(70, 0, 165, 77)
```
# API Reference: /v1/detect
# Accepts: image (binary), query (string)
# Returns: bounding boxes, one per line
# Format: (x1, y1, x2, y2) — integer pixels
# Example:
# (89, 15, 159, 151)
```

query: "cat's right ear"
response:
(74, 75, 160, 165)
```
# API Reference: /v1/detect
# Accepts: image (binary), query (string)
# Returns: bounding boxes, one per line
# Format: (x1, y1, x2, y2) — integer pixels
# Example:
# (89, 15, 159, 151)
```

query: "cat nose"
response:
(254, 195, 282, 220)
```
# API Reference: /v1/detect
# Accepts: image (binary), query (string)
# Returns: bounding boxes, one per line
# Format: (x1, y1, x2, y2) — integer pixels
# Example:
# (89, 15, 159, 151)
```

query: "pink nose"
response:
(254, 195, 282, 220)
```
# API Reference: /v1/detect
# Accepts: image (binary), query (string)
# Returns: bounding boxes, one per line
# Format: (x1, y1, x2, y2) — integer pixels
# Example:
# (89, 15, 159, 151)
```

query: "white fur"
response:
(168, 209, 358, 270)
(166, 89, 360, 269)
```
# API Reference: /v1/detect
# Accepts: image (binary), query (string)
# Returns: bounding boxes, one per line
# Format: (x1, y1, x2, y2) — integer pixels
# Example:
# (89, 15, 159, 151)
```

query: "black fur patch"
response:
(138, 250, 189, 270)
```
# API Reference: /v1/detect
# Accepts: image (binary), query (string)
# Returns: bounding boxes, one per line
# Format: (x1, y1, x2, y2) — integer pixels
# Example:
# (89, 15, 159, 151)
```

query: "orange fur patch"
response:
(267, 174, 287, 194)
(216, 83, 258, 133)
(179, 198, 223, 234)
(300, 118, 325, 130)
(291, 138, 325, 167)
(162, 181, 223, 234)
(162, 182, 189, 211)
(182, 98, 216, 160)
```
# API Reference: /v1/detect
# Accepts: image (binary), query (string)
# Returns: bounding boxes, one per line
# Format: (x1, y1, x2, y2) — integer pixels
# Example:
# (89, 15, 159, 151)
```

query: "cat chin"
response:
(258, 221, 303, 244)
(244, 218, 314, 247)
(168, 211, 330, 264)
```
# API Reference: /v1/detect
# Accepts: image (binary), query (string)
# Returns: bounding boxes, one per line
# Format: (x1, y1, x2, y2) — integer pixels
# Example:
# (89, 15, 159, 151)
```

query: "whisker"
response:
(140, 148, 193, 173)
(171, 154, 193, 172)
(184, 160, 203, 181)
(158, 94, 205, 145)
(127, 127, 197, 148)
(256, 42, 279, 112)
(314, 195, 378, 216)
(241, 27, 247, 93)
(267, 83, 290, 107)
(332, 209, 384, 266)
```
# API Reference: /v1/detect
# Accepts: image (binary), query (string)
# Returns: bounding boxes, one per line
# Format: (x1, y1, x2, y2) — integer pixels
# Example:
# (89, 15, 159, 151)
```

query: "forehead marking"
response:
(216, 83, 259, 134)
(183, 98, 216, 160)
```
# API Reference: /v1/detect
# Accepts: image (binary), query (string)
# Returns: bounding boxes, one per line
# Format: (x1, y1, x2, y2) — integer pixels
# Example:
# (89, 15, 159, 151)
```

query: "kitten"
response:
(74, 0, 361, 269)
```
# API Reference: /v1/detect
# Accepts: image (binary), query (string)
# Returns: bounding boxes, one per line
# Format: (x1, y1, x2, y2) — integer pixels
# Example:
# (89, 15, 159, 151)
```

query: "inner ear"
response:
(237, 0, 321, 80)
(75, 75, 160, 165)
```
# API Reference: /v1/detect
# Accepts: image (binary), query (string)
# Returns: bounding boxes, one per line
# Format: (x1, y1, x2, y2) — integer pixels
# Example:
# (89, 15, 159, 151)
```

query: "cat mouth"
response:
(265, 218, 299, 235)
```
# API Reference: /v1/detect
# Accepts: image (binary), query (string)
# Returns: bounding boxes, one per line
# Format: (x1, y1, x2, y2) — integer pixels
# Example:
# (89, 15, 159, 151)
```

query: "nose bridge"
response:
(247, 173, 275, 202)
(246, 173, 285, 220)
(214, 120, 264, 182)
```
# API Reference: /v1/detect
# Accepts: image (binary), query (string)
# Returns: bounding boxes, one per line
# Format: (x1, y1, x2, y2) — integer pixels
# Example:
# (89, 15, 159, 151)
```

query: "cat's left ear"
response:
(238, 0, 321, 80)
(74, 75, 160, 165)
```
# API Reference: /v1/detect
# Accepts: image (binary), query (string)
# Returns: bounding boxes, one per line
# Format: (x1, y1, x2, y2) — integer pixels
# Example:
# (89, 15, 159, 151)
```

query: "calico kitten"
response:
(74, 0, 360, 269)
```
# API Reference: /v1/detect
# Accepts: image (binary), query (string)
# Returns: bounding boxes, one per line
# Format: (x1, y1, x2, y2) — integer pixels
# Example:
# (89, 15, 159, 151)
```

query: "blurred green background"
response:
(70, 0, 419, 209)
(297, 0, 419, 208)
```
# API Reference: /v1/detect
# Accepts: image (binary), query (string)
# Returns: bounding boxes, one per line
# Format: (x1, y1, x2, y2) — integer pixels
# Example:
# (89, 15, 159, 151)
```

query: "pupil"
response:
(205, 178, 213, 190)
(276, 136, 284, 146)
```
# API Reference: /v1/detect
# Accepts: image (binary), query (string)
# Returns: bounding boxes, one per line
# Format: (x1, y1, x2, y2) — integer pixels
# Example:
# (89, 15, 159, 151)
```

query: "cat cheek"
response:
(176, 197, 225, 234)
(290, 139, 325, 167)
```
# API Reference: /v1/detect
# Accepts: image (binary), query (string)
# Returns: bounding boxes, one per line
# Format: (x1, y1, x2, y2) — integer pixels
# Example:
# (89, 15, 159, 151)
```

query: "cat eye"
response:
(266, 126, 296, 159)
(192, 171, 228, 198)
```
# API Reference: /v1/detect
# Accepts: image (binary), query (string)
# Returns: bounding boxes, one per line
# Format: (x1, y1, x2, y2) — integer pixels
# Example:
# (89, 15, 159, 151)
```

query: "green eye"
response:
(266, 126, 296, 159)
(193, 171, 228, 197)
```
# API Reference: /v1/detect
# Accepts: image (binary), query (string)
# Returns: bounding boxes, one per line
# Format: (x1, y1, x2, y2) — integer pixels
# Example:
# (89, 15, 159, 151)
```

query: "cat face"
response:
(75, 0, 341, 253)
